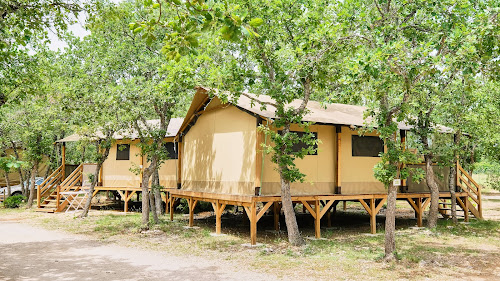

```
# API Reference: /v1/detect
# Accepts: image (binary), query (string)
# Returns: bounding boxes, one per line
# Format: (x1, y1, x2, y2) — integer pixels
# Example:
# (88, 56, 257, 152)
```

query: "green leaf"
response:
(248, 18, 264, 27)
(133, 27, 143, 34)
(152, 3, 160, 9)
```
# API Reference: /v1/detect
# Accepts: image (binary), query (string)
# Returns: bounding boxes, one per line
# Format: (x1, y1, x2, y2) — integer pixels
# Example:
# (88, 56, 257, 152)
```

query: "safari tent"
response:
(168, 87, 481, 244)
(36, 118, 183, 212)
(177, 87, 449, 196)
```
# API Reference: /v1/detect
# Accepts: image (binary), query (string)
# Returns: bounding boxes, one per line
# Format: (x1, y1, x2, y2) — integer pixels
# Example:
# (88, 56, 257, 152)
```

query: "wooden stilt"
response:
(343, 201, 347, 211)
(315, 200, 321, 238)
(124, 190, 129, 213)
(370, 198, 376, 234)
(170, 197, 174, 221)
(416, 198, 423, 227)
(212, 200, 226, 234)
(250, 202, 257, 245)
(188, 197, 198, 227)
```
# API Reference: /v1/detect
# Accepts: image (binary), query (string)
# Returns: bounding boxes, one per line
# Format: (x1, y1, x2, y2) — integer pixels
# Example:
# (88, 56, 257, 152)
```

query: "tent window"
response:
(164, 142, 178, 159)
(352, 135, 383, 157)
(278, 131, 318, 155)
(116, 144, 130, 160)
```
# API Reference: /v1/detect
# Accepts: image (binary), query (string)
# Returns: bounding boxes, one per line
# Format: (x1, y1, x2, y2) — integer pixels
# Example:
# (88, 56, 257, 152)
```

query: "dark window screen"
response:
(116, 144, 130, 160)
(164, 142, 178, 159)
(352, 135, 383, 157)
(278, 131, 318, 155)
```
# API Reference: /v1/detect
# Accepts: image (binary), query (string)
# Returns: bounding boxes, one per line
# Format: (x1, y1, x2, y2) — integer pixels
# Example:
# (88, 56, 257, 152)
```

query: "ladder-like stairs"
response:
(36, 164, 83, 213)
(437, 161, 482, 220)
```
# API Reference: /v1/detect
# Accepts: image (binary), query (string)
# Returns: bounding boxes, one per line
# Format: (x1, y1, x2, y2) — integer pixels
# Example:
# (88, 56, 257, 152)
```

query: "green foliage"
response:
(3, 195, 26, 208)
(0, 155, 23, 173)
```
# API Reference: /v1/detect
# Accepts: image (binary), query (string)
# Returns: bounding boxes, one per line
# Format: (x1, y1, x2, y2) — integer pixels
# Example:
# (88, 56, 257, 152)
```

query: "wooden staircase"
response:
(438, 161, 482, 220)
(36, 164, 84, 213)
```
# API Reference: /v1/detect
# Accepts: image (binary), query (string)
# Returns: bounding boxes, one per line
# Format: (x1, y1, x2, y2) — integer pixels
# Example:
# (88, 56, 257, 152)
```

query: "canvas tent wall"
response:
(56, 118, 183, 189)
(178, 87, 436, 197)
(0, 148, 49, 187)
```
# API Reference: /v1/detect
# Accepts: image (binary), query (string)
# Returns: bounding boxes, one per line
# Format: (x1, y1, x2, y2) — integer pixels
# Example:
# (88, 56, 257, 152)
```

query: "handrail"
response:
(37, 165, 64, 208)
(38, 165, 62, 188)
(456, 160, 482, 219)
(60, 164, 83, 186)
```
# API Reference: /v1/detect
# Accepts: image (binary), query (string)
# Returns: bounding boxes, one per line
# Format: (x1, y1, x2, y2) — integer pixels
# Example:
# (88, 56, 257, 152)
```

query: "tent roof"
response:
(56, 118, 184, 143)
(178, 87, 453, 134)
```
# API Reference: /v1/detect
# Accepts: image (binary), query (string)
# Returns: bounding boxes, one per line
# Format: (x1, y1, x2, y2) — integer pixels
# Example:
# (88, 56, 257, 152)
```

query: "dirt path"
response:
(0, 221, 279, 281)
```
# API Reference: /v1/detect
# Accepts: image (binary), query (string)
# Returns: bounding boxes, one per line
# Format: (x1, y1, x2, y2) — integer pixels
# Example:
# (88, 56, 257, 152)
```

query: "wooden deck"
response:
(167, 189, 474, 245)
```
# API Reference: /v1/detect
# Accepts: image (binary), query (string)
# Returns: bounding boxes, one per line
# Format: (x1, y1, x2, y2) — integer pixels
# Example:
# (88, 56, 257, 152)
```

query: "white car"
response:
(0, 177, 45, 197)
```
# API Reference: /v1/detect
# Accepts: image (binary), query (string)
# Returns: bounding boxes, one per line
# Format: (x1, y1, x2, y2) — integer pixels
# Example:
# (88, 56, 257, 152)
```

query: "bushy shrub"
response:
(4, 195, 26, 208)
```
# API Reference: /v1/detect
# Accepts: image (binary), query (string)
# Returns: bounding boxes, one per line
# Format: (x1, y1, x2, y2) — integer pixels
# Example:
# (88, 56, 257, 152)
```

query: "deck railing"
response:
(456, 161, 482, 219)
(37, 165, 64, 208)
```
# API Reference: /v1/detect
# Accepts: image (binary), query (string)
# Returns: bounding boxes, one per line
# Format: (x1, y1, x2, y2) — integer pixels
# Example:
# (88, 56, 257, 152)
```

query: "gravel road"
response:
(0, 221, 278, 281)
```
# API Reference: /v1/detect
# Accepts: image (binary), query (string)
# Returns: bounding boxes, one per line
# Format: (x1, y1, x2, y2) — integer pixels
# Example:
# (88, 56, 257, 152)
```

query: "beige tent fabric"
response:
(181, 99, 257, 195)
(260, 124, 336, 196)
(102, 140, 142, 188)
(340, 126, 386, 194)
(82, 164, 98, 187)
(407, 165, 450, 192)
(56, 118, 184, 143)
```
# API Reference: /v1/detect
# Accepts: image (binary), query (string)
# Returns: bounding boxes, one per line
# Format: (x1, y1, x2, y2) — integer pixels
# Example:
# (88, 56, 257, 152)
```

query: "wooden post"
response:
(56, 185, 61, 210)
(98, 165, 103, 186)
(416, 198, 423, 227)
(124, 190, 129, 213)
(343, 201, 347, 211)
(464, 196, 469, 222)
(214, 200, 224, 234)
(255, 120, 263, 194)
(370, 198, 376, 234)
(315, 200, 321, 238)
(250, 202, 257, 245)
(335, 126, 342, 194)
(273, 202, 280, 231)
(61, 143, 66, 180)
(188, 197, 194, 227)
(37, 184, 41, 208)
(170, 196, 174, 221)
(165, 193, 169, 214)
(177, 142, 182, 188)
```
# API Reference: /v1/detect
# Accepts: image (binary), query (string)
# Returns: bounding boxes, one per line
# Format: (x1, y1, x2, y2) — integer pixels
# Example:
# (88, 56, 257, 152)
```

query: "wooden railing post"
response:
(56, 185, 61, 209)
(37, 185, 41, 208)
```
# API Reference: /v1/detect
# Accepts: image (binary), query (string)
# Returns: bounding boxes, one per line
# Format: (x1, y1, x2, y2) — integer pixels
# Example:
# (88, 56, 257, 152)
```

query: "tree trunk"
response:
(141, 164, 155, 227)
(425, 155, 440, 228)
(279, 174, 304, 246)
(147, 167, 159, 224)
(26, 161, 39, 208)
(4, 171, 11, 197)
(384, 182, 397, 261)
(80, 141, 111, 218)
(153, 169, 163, 216)
(277, 123, 304, 246)
(448, 165, 458, 224)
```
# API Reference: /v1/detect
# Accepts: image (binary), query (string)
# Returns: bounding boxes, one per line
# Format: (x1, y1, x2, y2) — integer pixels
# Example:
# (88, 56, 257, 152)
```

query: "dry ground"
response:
(1, 193, 499, 280)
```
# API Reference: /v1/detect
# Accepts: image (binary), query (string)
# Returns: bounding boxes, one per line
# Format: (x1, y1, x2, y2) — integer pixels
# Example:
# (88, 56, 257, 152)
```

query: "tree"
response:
(347, 0, 500, 258)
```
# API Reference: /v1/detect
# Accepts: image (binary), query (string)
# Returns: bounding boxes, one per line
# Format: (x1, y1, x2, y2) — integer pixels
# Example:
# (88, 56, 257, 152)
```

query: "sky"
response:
(48, 13, 90, 51)
(48, 0, 123, 51)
